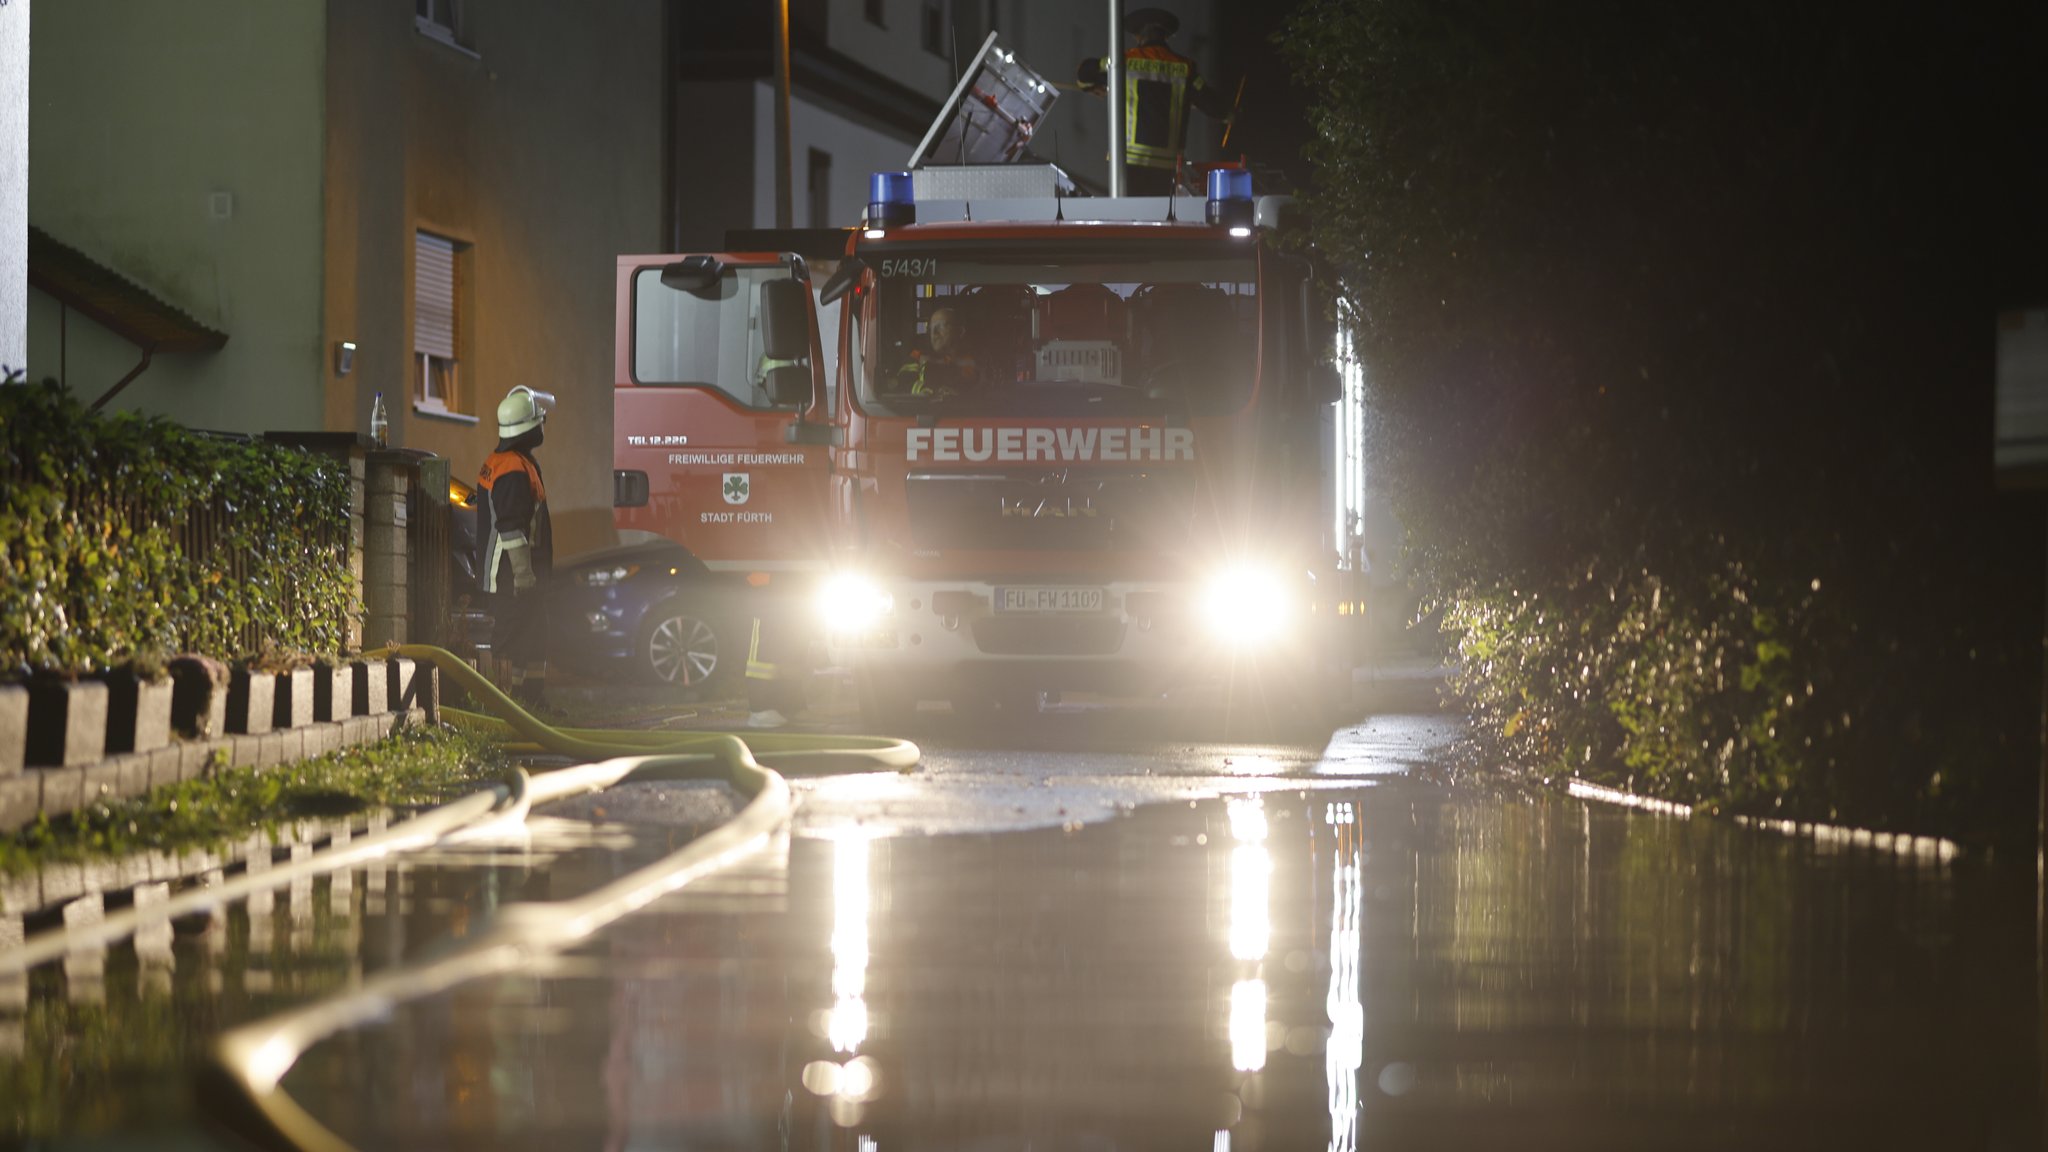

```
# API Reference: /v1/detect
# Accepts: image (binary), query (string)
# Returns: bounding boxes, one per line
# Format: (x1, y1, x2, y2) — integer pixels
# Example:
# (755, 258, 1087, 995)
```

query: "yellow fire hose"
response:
(397, 642, 922, 772)
(190, 643, 919, 1151)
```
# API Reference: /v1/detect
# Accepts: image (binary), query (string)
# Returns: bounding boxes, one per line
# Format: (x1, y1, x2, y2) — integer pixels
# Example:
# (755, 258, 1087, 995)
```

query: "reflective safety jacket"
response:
(477, 447, 553, 594)
(895, 349, 980, 396)
(1097, 42, 1231, 171)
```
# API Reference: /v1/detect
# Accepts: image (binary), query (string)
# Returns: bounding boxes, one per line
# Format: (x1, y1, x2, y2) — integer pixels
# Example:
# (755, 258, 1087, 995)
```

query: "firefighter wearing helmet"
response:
(477, 385, 555, 704)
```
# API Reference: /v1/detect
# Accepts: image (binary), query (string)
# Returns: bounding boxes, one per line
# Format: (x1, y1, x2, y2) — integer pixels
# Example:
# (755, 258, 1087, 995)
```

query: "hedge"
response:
(0, 380, 356, 676)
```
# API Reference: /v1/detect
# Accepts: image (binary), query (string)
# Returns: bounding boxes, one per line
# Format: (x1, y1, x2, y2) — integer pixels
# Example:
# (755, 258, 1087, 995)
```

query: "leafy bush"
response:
(1445, 554, 1813, 805)
(0, 380, 356, 675)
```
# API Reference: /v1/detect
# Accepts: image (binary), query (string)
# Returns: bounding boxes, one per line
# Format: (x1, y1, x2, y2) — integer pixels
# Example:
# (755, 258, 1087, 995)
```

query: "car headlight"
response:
(1200, 564, 1293, 647)
(816, 572, 893, 630)
(580, 563, 640, 588)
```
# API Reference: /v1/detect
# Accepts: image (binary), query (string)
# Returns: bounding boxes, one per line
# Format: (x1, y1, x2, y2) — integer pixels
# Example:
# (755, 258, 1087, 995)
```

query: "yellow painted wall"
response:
(324, 2, 665, 562)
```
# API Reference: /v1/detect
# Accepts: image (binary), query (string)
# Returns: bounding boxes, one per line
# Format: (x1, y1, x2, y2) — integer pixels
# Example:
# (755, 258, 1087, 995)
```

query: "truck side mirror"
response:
(760, 278, 812, 362)
(819, 257, 867, 306)
(765, 364, 811, 406)
(660, 255, 725, 298)
(760, 277, 815, 409)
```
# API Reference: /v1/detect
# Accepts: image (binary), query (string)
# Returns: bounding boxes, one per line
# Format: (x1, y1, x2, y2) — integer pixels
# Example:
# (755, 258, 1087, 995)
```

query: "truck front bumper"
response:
(821, 577, 1349, 698)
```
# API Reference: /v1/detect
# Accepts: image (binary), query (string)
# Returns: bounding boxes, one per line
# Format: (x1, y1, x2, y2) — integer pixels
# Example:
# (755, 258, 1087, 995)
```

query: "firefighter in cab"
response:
(893, 306, 980, 398)
(1077, 7, 1234, 195)
(477, 385, 555, 705)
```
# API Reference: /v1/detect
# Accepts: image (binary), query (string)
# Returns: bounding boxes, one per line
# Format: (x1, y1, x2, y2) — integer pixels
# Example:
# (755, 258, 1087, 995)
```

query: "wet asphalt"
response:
(4, 666, 2042, 1150)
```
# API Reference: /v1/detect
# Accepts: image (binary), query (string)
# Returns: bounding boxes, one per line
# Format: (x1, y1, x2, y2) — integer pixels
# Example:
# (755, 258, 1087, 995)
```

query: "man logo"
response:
(723, 473, 750, 505)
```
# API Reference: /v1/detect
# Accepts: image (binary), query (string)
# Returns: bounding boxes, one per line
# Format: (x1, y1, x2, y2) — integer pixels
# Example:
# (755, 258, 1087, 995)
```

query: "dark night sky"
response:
(1212, 0, 1315, 195)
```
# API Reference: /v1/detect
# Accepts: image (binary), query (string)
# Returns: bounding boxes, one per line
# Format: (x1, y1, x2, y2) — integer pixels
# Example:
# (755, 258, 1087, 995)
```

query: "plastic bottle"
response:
(370, 391, 389, 448)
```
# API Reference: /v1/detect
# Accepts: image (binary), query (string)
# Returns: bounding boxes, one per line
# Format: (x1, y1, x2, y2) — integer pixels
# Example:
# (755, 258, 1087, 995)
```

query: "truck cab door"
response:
(613, 252, 834, 572)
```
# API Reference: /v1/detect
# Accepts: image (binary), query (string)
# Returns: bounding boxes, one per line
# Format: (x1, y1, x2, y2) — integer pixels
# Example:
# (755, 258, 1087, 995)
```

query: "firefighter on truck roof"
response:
(477, 385, 555, 706)
(1077, 7, 1234, 196)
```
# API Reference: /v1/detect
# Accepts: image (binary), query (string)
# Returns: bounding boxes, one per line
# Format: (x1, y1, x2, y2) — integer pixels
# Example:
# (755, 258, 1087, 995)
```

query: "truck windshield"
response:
(860, 250, 1258, 417)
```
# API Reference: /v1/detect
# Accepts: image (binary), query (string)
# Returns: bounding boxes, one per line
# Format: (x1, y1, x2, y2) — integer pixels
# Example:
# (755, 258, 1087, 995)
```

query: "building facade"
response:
(27, 0, 665, 560)
(28, 2, 329, 434)
(24, 1, 1222, 564)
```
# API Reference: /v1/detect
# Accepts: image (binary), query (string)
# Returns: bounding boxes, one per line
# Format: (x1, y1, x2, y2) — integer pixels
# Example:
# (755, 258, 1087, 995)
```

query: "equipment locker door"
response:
(613, 253, 833, 571)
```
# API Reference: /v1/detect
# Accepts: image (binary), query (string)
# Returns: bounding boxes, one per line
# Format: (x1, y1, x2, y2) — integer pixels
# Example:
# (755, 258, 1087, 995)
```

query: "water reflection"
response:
(0, 817, 680, 1142)
(1348, 793, 2038, 1149)
(1228, 797, 1272, 963)
(1230, 978, 1268, 1073)
(135, 882, 175, 1001)
(5, 778, 2040, 1149)
(829, 835, 874, 1055)
(1227, 796, 1273, 1079)
(1324, 799, 1364, 1152)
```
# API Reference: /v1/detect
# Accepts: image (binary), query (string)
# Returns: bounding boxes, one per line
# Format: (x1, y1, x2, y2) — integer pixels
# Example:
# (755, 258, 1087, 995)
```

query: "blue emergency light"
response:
(1206, 168, 1255, 237)
(866, 171, 916, 236)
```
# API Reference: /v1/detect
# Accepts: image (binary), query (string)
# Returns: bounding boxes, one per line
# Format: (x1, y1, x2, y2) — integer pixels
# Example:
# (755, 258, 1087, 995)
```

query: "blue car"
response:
(535, 541, 746, 697)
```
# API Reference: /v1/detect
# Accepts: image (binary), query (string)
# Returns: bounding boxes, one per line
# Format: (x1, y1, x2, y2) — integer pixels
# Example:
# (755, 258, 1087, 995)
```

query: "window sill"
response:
(413, 402, 480, 426)
(415, 18, 482, 60)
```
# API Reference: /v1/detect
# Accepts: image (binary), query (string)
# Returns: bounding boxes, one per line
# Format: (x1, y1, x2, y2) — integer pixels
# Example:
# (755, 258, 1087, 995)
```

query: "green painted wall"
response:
(25, 0, 325, 432)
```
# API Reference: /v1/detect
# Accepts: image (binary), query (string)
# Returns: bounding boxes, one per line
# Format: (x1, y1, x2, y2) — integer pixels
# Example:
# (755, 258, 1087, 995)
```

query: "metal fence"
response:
(0, 432, 351, 661)
(406, 453, 455, 650)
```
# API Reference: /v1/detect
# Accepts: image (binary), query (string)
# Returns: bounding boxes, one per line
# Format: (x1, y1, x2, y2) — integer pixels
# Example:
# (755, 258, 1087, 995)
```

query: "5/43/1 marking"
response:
(880, 257, 938, 278)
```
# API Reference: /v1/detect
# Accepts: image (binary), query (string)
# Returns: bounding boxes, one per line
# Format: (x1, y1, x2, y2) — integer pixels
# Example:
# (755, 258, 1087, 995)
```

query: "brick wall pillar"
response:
(363, 451, 413, 648)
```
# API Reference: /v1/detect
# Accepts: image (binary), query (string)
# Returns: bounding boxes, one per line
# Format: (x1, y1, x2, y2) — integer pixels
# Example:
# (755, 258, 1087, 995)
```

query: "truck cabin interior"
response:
(862, 260, 1259, 417)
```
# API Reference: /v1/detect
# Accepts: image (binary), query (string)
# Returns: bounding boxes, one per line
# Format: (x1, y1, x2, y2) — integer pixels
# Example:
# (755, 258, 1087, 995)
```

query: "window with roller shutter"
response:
(414, 230, 468, 414)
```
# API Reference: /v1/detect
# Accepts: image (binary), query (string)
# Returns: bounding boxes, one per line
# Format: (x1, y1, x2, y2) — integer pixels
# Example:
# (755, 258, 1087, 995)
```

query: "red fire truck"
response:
(611, 165, 1366, 728)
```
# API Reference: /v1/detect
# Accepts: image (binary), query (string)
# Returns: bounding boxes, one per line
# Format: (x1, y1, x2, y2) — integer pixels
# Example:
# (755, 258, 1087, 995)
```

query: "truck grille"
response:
(970, 616, 1127, 656)
(904, 469, 1193, 553)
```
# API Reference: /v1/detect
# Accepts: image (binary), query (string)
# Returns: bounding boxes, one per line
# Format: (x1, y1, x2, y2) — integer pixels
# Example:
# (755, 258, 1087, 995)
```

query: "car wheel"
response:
(638, 608, 727, 696)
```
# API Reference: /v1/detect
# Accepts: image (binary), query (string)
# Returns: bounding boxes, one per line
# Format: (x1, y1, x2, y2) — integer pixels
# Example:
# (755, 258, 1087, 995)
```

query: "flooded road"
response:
(5, 704, 2041, 1150)
(288, 784, 2040, 1150)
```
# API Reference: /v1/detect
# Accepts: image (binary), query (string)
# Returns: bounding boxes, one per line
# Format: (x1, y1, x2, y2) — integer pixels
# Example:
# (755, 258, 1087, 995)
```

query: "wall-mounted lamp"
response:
(335, 341, 356, 376)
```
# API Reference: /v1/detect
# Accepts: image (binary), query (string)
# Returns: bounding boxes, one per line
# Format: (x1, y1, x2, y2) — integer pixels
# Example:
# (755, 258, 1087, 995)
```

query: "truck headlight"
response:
(1200, 564, 1292, 647)
(817, 572, 893, 630)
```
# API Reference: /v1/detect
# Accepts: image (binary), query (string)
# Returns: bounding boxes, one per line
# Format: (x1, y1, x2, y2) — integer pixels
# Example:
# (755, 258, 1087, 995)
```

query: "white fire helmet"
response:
(497, 385, 555, 438)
